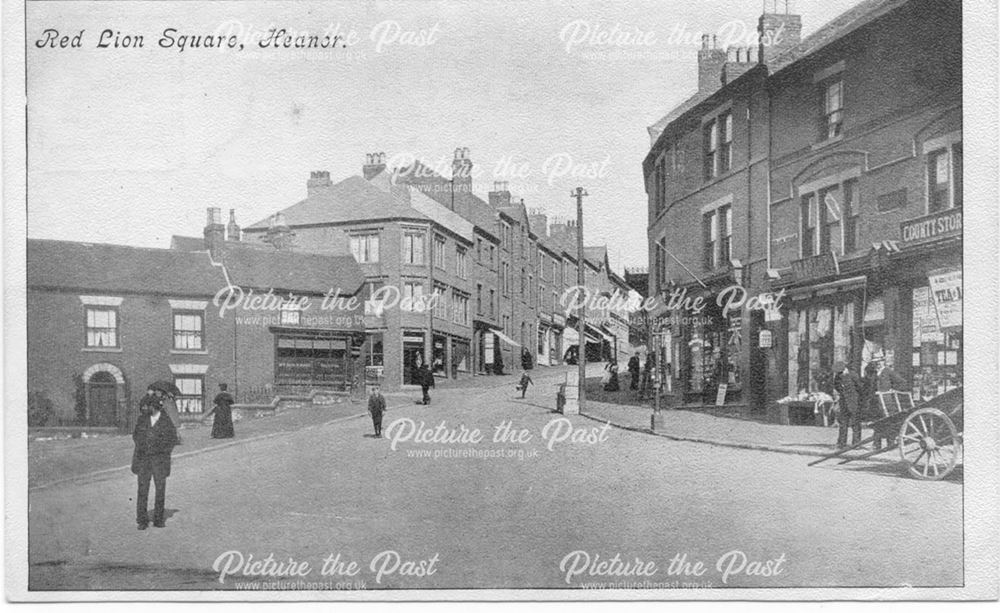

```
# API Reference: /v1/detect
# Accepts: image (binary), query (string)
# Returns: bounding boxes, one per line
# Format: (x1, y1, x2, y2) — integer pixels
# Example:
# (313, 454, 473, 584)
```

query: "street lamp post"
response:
(572, 187, 588, 413)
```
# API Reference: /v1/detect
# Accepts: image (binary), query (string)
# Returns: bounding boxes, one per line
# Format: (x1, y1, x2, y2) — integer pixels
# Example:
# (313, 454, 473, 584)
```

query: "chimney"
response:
(204, 207, 225, 259)
(722, 45, 758, 84)
(758, 1, 802, 65)
(307, 170, 332, 198)
(488, 181, 511, 209)
(528, 209, 549, 237)
(698, 33, 727, 92)
(226, 209, 241, 242)
(363, 152, 386, 180)
(548, 217, 568, 239)
(452, 147, 473, 195)
(265, 212, 294, 250)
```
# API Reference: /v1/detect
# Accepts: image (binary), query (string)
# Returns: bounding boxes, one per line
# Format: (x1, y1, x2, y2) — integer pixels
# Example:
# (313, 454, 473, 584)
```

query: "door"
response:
(748, 311, 768, 413)
(87, 371, 118, 426)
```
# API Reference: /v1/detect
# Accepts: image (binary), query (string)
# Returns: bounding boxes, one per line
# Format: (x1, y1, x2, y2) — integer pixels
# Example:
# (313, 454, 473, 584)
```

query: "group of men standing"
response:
(832, 356, 908, 449)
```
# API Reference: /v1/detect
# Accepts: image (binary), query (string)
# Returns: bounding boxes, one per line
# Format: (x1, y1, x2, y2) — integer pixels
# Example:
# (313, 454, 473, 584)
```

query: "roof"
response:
(392, 160, 499, 237)
(218, 243, 364, 296)
(246, 175, 429, 230)
(647, 91, 708, 142)
(584, 246, 608, 268)
(769, 0, 909, 74)
(27, 239, 226, 296)
(170, 235, 206, 251)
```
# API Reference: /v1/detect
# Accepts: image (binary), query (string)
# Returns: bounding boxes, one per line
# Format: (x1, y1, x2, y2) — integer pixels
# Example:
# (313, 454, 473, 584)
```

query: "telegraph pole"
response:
(572, 187, 588, 412)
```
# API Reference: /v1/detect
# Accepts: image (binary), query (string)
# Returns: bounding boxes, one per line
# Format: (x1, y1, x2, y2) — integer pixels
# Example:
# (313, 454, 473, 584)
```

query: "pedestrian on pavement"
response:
(641, 352, 656, 394)
(203, 383, 235, 439)
(517, 372, 534, 398)
(368, 385, 386, 437)
(833, 361, 864, 449)
(861, 361, 885, 449)
(521, 347, 533, 371)
(874, 355, 907, 393)
(417, 362, 435, 405)
(132, 392, 179, 529)
(627, 353, 641, 390)
(603, 361, 620, 392)
(147, 386, 183, 444)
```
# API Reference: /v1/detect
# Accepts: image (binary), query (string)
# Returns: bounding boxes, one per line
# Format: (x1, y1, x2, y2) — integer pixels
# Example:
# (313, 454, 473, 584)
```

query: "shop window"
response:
(174, 375, 204, 414)
(911, 285, 962, 400)
(172, 311, 204, 350)
(787, 301, 856, 396)
(85, 307, 119, 348)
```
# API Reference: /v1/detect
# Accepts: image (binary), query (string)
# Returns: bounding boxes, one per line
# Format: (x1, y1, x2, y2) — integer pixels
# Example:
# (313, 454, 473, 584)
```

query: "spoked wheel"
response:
(898, 408, 960, 480)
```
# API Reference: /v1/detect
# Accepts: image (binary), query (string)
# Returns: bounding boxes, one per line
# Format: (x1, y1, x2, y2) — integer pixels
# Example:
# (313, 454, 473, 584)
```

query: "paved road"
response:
(28, 369, 962, 591)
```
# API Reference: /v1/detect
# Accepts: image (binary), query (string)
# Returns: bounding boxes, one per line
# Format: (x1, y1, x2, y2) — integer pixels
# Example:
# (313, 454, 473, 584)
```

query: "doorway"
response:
(87, 371, 118, 426)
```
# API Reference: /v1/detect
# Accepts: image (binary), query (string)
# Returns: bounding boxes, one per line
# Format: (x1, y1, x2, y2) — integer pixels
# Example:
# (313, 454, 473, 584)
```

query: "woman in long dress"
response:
(204, 383, 235, 439)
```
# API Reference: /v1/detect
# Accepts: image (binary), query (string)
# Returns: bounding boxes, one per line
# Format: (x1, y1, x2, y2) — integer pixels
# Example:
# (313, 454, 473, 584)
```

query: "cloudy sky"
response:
(27, 0, 863, 272)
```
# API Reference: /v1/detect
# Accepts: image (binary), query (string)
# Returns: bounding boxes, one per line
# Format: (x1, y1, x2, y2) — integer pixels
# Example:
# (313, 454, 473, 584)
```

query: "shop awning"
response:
(493, 330, 521, 348)
(588, 324, 615, 343)
(564, 327, 600, 345)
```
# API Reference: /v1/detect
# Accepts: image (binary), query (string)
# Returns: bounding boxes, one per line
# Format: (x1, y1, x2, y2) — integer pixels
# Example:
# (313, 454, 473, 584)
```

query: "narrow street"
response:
(28, 369, 962, 591)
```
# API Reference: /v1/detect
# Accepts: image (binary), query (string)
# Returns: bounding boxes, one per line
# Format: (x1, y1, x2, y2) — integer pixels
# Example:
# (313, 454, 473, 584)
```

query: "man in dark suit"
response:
(368, 386, 387, 437)
(833, 361, 864, 449)
(627, 354, 641, 390)
(875, 356, 907, 393)
(132, 394, 179, 529)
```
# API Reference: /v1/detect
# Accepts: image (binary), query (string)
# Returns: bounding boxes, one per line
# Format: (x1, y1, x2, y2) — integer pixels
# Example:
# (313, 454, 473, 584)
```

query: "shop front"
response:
(402, 330, 426, 385)
(272, 329, 356, 393)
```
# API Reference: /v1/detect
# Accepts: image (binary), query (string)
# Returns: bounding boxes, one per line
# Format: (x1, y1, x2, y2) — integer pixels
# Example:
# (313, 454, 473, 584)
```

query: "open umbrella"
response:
(148, 380, 181, 397)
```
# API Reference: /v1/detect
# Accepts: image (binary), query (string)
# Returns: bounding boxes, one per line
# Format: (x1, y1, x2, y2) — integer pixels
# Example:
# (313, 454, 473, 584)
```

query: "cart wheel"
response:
(898, 407, 960, 480)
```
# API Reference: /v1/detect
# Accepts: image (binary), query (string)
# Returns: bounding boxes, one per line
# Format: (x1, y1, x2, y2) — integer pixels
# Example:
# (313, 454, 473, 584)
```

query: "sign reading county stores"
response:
(900, 208, 962, 246)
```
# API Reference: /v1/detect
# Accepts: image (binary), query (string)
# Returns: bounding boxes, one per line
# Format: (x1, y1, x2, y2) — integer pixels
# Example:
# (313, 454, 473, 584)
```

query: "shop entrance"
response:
(403, 332, 426, 385)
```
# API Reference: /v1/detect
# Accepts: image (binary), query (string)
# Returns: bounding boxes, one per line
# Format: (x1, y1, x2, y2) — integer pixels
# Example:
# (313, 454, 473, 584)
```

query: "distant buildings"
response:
(644, 0, 962, 410)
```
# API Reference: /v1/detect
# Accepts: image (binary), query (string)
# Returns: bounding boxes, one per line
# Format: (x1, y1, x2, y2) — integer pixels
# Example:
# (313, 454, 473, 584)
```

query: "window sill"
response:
(82, 347, 122, 353)
(171, 349, 209, 355)
(811, 135, 844, 151)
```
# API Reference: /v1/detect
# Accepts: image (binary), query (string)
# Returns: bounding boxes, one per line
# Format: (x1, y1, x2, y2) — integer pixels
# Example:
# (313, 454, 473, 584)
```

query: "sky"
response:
(26, 0, 864, 273)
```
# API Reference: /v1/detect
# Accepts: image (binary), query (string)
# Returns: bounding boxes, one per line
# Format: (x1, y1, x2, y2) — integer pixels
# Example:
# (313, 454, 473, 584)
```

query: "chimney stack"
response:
(204, 207, 225, 259)
(698, 33, 727, 92)
(758, 1, 802, 65)
(265, 212, 294, 250)
(488, 181, 511, 209)
(226, 209, 241, 242)
(363, 152, 387, 180)
(307, 170, 332, 198)
(452, 147, 473, 195)
(528, 209, 549, 237)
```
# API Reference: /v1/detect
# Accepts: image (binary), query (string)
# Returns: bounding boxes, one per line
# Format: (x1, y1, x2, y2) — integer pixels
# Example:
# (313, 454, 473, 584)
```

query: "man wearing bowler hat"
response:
(833, 361, 864, 449)
(132, 394, 179, 529)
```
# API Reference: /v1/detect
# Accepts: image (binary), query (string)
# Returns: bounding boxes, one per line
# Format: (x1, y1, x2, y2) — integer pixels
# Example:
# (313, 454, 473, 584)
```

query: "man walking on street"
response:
(368, 386, 386, 437)
(132, 394, 179, 529)
(833, 361, 863, 450)
(417, 362, 434, 405)
(517, 371, 533, 398)
(627, 353, 641, 390)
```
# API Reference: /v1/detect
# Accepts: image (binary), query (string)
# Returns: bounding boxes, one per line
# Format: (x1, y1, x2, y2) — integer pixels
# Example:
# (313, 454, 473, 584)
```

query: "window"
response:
(279, 301, 301, 325)
(452, 291, 469, 325)
(456, 247, 468, 279)
(520, 268, 526, 298)
(928, 145, 963, 213)
(553, 290, 559, 314)
(174, 375, 204, 414)
(819, 186, 841, 256)
(551, 258, 558, 284)
(402, 232, 425, 265)
(476, 283, 483, 315)
(703, 119, 719, 180)
(489, 289, 496, 318)
(433, 284, 448, 320)
(365, 332, 384, 367)
(539, 251, 546, 281)
(821, 79, 844, 140)
(403, 282, 424, 311)
(720, 112, 733, 173)
(502, 262, 511, 296)
(703, 209, 718, 270)
(173, 311, 204, 350)
(476, 238, 483, 263)
(800, 193, 818, 257)
(349, 233, 380, 263)
(719, 205, 732, 265)
(843, 180, 859, 254)
(501, 222, 512, 250)
(433, 235, 446, 270)
(489, 245, 496, 269)
(538, 284, 544, 311)
(85, 307, 118, 347)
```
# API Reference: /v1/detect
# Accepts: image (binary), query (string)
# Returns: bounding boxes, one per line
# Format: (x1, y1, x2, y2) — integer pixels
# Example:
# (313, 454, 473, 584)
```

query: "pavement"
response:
(26, 366, 962, 591)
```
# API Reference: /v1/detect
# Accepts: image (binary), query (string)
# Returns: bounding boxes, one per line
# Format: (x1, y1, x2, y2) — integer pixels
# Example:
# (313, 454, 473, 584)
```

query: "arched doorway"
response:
(87, 371, 118, 426)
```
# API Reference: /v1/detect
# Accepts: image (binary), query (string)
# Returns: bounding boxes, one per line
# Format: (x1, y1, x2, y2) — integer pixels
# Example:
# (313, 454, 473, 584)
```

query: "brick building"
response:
(27, 224, 365, 428)
(644, 0, 962, 411)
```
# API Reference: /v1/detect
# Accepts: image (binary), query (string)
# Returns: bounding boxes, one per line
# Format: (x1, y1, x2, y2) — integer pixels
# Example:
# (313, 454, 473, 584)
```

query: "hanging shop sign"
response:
(758, 329, 773, 348)
(927, 268, 962, 331)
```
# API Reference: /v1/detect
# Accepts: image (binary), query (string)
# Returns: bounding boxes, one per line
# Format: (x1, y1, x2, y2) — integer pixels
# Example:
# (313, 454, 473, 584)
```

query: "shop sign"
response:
(927, 268, 962, 330)
(758, 330, 773, 348)
(791, 252, 839, 284)
(900, 208, 962, 246)
(715, 383, 728, 407)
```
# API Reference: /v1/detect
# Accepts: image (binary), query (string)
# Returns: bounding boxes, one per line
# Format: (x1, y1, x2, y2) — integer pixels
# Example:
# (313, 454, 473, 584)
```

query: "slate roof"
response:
(169, 235, 207, 252)
(217, 244, 365, 296)
(246, 175, 429, 230)
(391, 161, 499, 237)
(27, 239, 226, 296)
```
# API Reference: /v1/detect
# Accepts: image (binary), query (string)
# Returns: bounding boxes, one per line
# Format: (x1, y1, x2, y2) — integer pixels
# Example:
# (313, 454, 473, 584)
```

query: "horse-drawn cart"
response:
(808, 387, 963, 480)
